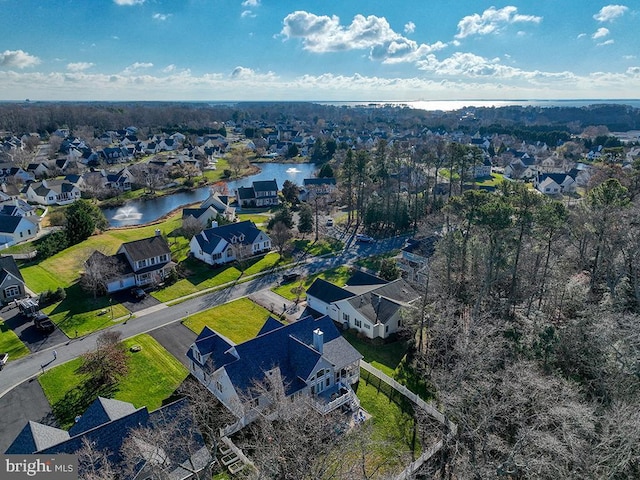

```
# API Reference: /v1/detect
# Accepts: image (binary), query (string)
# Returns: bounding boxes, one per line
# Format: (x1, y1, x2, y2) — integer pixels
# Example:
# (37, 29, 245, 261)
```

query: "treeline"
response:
(403, 176, 640, 478)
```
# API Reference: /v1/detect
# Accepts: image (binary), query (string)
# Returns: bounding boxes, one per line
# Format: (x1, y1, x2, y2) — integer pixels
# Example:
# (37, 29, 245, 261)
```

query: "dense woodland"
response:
(3, 102, 640, 478)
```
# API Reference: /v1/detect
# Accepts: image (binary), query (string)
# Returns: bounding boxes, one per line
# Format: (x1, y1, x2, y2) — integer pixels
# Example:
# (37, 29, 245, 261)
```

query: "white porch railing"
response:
(310, 383, 359, 415)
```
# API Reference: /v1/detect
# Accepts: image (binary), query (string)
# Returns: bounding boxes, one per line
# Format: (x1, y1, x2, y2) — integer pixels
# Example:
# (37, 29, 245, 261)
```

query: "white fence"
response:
(359, 361, 457, 479)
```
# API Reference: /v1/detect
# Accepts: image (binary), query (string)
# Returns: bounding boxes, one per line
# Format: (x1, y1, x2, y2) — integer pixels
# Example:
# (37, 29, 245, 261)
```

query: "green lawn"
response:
(355, 250, 400, 273)
(474, 173, 504, 187)
(0, 321, 29, 361)
(39, 334, 188, 429)
(42, 284, 130, 337)
(20, 214, 184, 292)
(342, 329, 407, 377)
(355, 377, 418, 471)
(272, 265, 352, 301)
(237, 213, 272, 226)
(154, 252, 285, 303)
(292, 238, 344, 257)
(183, 297, 275, 343)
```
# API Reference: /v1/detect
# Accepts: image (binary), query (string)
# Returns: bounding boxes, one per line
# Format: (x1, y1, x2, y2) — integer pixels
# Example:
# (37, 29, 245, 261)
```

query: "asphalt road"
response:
(0, 233, 408, 449)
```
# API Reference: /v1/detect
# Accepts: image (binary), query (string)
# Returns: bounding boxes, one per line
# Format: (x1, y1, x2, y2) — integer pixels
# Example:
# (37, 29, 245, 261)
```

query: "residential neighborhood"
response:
(0, 101, 639, 478)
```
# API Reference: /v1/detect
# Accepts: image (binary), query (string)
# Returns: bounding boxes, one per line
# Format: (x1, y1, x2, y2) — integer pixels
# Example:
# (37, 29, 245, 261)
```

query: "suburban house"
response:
(235, 179, 279, 208)
(470, 157, 493, 178)
(200, 191, 236, 222)
(298, 177, 337, 202)
(24, 179, 81, 205)
(0, 197, 37, 218)
(187, 315, 362, 429)
(534, 172, 577, 195)
(182, 206, 220, 228)
(397, 236, 438, 284)
(0, 214, 39, 247)
(5, 397, 213, 480)
(306, 274, 420, 340)
(0, 255, 27, 305)
(88, 231, 175, 293)
(189, 220, 271, 266)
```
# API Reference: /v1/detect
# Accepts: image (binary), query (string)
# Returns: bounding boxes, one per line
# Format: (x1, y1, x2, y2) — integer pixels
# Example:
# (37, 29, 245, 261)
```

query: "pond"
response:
(103, 162, 318, 227)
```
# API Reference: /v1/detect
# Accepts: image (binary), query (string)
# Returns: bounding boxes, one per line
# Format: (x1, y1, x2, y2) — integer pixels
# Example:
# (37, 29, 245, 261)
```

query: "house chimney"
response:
(313, 328, 323, 354)
(155, 228, 161, 237)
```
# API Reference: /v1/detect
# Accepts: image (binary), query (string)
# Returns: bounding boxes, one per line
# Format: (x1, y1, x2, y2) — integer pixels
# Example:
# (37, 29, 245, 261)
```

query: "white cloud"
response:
(163, 64, 176, 73)
(592, 27, 610, 39)
(113, 0, 145, 5)
(404, 21, 415, 34)
(593, 5, 628, 22)
(241, 10, 255, 18)
(455, 6, 542, 39)
(577, 33, 587, 39)
(2, 65, 640, 102)
(242, 0, 260, 6)
(67, 62, 94, 72)
(230, 66, 276, 81)
(121, 62, 153, 74)
(152, 13, 171, 21)
(0, 50, 41, 69)
(281, 11, 444, 64)
(597, 39, 615, 46)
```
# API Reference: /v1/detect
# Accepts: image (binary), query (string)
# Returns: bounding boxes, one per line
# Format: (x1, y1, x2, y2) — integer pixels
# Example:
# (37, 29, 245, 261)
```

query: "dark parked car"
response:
(131, 287, 147, 299)
(33, 314, 55, 333)
(282, 272, 300, 283)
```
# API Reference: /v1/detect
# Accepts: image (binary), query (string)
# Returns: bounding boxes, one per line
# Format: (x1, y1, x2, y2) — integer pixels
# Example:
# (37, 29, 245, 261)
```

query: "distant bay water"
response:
(315, 99, 640, 111)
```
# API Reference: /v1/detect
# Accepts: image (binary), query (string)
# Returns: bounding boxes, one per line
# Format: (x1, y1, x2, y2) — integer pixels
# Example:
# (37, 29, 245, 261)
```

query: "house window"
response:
(342, 313, 350, 323)
(215, 381, 223, 392)
(150, 257, 156, 265)
(5, 285, 20, 298)
(354, 319, 362, 328)
(364, 323, 370, 329)
(139, 259, 147, 268)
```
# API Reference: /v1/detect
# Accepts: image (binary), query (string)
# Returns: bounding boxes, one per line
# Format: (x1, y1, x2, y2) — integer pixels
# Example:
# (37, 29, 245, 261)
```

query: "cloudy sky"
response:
(1, 1, 638, 101)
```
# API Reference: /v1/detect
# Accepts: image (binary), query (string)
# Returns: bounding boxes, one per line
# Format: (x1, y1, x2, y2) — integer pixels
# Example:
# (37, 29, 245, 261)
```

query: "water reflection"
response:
(103, 162, 317, 227)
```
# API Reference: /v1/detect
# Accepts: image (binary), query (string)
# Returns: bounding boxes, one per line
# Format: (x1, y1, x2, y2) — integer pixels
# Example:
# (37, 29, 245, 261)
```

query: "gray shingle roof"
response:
(306, 278, 355, 304)
(121, 235, 171, 262)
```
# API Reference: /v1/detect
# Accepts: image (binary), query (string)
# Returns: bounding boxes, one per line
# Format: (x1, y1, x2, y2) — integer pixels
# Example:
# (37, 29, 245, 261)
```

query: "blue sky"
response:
(1, 1, 638, 101)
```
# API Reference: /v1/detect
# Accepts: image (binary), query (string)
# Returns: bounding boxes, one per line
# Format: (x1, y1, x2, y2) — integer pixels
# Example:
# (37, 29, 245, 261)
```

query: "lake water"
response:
(103, 162, 318, 227)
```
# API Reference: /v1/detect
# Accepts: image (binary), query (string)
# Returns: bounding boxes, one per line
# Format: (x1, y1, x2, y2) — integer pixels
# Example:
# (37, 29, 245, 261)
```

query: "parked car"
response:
(17, 297, 39, 318)
(131, 287, 147, 300)
(0, 352, 8, 370)
(326, 218, 334, 227)
(355, 233, 374, 243)
(282, 272, 300, 283)
(33, 313, 55, 333)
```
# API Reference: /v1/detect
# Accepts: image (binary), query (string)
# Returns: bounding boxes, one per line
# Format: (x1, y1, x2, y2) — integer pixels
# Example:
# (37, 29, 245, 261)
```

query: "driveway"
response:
(110, 289, 162, 313)
(148, 322, 197, 368)
(0, 377, 53, 453)
(1, 305, 68, 353)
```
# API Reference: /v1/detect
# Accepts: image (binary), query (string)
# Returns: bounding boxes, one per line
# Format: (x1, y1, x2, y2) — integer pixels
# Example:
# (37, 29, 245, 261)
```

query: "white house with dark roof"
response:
(534, 172, 577, 195)
(187, 315, 362, 429)
(200, 191, 236, 221)
(86, 231, 175, 293)
(0, 214, 39, 247)
(25, 179, 81, 205)
(189, 220, 271, 266)
(235, 179, 279, 208)
(306, 274, 420, 340)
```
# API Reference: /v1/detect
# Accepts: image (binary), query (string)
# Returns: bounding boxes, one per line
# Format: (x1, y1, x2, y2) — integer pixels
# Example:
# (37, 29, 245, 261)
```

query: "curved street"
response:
(0, 234, 407, 398)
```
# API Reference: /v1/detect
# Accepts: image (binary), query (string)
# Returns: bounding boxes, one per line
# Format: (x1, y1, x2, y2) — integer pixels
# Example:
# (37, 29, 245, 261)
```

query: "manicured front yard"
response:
(154, 252, 286, 303)
(272, 265, 352, 301)
(20, 215, 183, 292)
(0, 321, 29, 361)
(42, 284, 130, 337)
(39, 334, 188, 429)
(183, 297, 275, 343)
